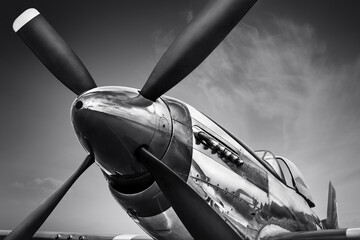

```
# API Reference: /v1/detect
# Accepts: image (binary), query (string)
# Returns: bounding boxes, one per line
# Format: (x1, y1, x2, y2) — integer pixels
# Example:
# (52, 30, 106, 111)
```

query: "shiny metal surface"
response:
(184, 101, 319, 239)
(185, 102, 265, 169)
(135, 207, 192, 240)
(256, 224, 290, 240)
(189, 141, 268, 239)
(71, 91, 320, 239)
(193, 126, 244, 167)
(108, 96, 194, 240)
(161, 98, 193, 181)
(71, 86, 172, 176)
(109, 181, 170, 218)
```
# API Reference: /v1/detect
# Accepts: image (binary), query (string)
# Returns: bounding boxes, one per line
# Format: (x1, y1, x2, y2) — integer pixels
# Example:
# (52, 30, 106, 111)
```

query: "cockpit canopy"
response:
(255, 150, 315, 207)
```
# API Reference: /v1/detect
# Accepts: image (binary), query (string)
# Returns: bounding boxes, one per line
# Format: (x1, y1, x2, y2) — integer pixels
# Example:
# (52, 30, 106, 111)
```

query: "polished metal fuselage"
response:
(71, 87, 320, 240)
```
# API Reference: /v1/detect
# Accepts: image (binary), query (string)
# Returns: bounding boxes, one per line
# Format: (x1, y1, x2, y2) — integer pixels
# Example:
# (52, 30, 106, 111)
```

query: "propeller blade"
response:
(4, 154, 94, 240)
(140, 0, 257, 101)
(136, 147, 240, 240)
(13, 8, 97, 95)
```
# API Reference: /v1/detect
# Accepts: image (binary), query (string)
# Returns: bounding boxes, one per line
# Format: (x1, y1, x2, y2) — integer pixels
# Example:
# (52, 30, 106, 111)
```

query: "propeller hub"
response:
(71, 86, 172, 177)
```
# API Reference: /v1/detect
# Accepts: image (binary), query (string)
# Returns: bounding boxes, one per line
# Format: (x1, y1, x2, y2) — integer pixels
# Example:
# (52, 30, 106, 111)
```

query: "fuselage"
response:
(71, 86, 321, 240)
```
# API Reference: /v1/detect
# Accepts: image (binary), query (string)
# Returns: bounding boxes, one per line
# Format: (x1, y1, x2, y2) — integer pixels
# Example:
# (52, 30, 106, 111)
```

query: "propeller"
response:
(13, 8, 97, 95)
(7, 8, 97, 240)
(4, 154, 94, 240)
(10, 0, 258, 238)
(140, 0, 257, 101)
(136, 147, 241, 240)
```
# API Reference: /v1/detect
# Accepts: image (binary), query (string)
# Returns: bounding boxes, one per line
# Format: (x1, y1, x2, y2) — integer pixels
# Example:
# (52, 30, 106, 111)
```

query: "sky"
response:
(1, 0, 360, 236)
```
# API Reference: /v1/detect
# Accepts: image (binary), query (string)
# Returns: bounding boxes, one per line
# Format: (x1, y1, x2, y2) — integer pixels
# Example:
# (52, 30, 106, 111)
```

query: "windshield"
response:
(278, 156, 315, 207)
(255, 150, 315, 207)
(255, 150, 283, 179)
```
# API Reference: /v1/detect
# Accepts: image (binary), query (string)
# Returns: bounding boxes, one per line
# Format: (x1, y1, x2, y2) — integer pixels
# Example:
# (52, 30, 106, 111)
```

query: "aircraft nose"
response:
(70, 86, 172, 176)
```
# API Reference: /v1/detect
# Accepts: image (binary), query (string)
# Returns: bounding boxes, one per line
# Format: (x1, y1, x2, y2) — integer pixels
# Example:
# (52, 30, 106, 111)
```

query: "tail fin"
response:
(321, 181, 339, 229)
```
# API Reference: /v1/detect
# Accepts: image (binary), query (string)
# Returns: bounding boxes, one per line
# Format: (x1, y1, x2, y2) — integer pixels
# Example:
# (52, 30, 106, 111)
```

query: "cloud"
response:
(177, 18, 360, 155)
(11, 177, 63, 193)
(190, 20, 322, 117)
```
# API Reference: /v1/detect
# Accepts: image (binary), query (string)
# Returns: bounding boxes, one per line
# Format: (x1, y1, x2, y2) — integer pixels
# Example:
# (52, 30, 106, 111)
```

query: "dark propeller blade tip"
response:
(13, 8, 97, 95)
(140, 0, 257, 101)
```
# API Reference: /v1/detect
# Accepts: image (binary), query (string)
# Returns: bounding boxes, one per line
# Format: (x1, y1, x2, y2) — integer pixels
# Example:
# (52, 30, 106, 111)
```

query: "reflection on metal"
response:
(71, 86, 172, 177)
(71, 89, 321, 239)
(189, 149, 268, 239)
(188, 149, 319, 239)
(136, 207, 192, 240)
(185, 103, 319, 239)
(109, 180, 170, 218)
(126, 208, 140, 223)
(161, 98, 193, 182)
(193, 126, 244, 167)
(256, 224, 290, 239)
(107, 97, 194, 240)
(189, 113, 269, 194)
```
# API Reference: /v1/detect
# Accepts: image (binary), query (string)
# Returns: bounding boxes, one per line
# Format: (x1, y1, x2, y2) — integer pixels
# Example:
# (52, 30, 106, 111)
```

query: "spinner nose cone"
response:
(70, 86, 172, 176)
